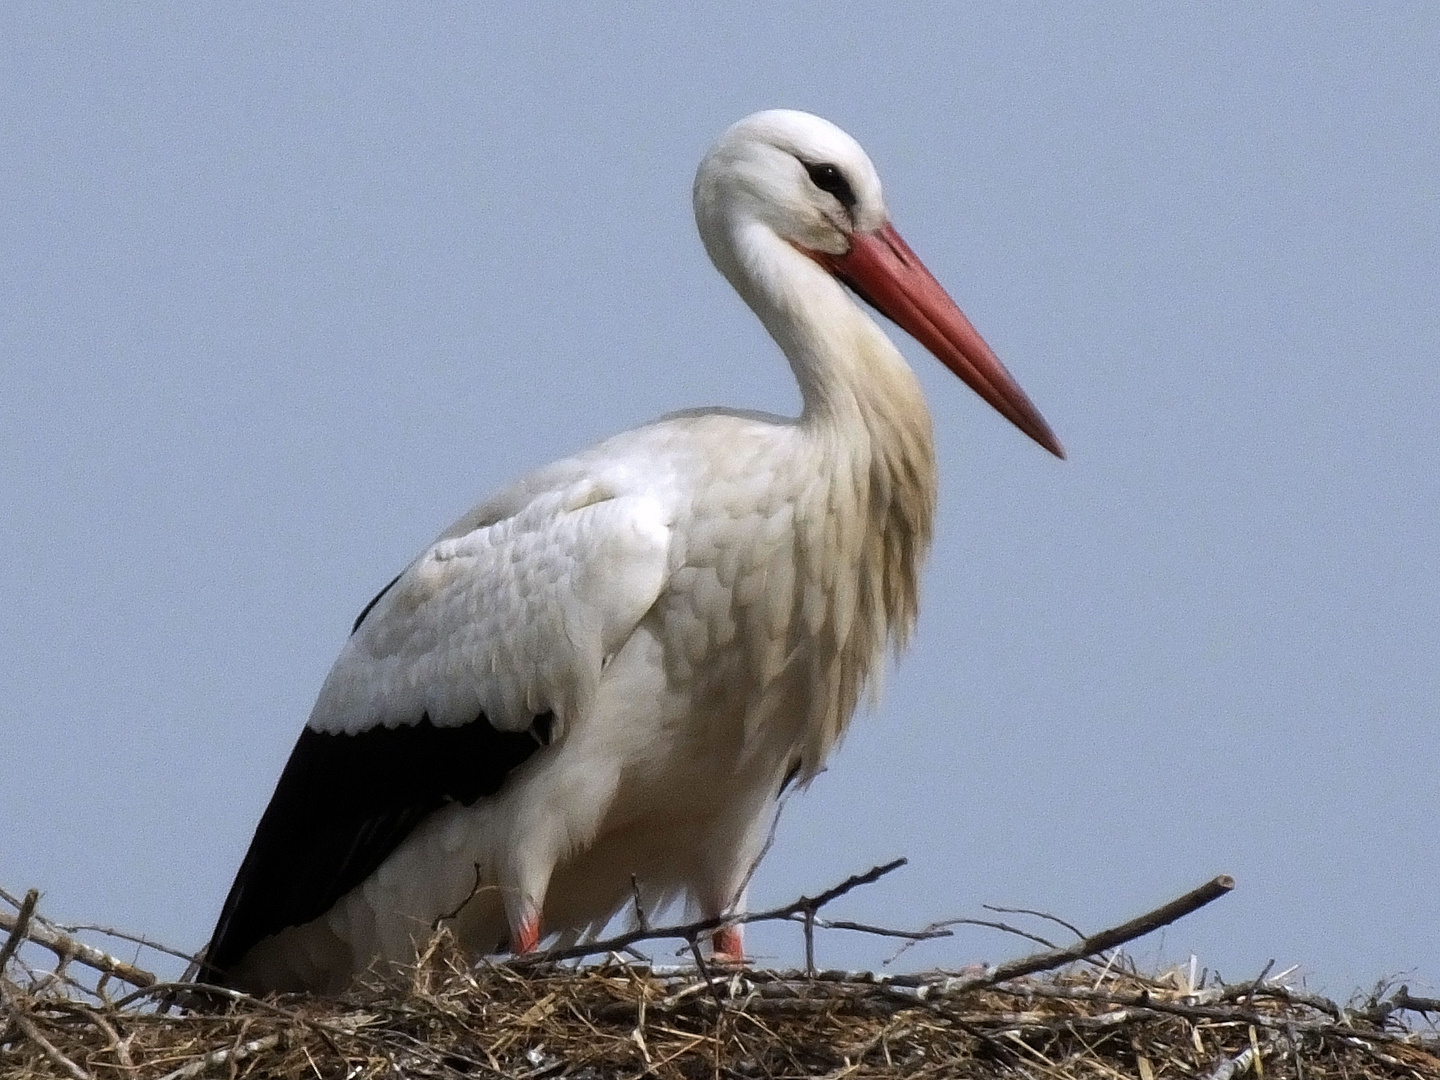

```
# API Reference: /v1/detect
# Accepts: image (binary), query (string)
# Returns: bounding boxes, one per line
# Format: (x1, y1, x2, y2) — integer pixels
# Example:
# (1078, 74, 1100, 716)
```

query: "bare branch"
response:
(943, 917, 1058, 950)
(432, 863, 487, 931)
(983, 902, 1085, 941)
(0, 888, 38, 973)
(1357, 984, 1440, 1026)
(953, 874, 1235, 991)
(885, 914, 1056, 967)
(801, 907, 816, 975)
(683, 937, 726, 1008)
(54, 923, 201, 965)
(807, 915, 954, 942)
(514, 858, 908, 967)
(1393, 986, 1440, 1016)
(630, 874, 649, 932)
(728, 783, 797, 911)
(799, 858, 908, 911)
(0, 900, 157, 989)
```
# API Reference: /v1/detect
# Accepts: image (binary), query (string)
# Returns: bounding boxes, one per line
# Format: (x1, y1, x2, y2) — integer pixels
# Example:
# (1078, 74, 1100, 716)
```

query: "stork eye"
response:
(803, 161, 857, 210)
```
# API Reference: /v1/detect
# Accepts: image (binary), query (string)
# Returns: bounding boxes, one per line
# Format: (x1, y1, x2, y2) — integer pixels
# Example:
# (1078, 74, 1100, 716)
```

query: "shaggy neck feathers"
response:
(730, 223, 939, 769)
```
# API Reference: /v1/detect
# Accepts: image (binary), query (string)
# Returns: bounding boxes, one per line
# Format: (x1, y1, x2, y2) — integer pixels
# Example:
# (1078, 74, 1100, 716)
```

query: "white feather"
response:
(309, 481, 673, 735)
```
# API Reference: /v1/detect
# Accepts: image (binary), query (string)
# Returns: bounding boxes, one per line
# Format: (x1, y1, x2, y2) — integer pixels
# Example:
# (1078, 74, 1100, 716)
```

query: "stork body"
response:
(203, 110, 1061, 993)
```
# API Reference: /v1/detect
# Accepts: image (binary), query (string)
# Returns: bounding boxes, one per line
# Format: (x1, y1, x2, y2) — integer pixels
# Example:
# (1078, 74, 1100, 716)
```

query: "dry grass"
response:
(3, 880, 1437, 1079)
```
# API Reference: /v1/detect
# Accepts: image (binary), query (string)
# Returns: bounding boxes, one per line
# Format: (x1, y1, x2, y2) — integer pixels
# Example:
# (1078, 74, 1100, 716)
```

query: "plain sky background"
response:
(2, 5, 1436, 996)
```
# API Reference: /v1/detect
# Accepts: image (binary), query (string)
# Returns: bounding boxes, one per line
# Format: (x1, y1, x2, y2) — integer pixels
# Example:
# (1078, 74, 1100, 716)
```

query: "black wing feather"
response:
(202, 710, 550, 982)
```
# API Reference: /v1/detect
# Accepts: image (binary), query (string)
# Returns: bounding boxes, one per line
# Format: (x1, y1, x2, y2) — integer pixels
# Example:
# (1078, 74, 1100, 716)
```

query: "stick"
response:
(630, 874, 650, 932)
(55, 923, 200, 965)
(984, 982, 1351, 1036)
(89, 1013, 134, 1070)
(799, 859, 907, 911)
(1391, 986, 1440, 1016)
(515, 858, 908, 967)
(431, 863, 486, 930)
(808, 916, 954, 942)
(935, 917, 1056, 950)
(0, 988, 92, 1080)
(1360, 984, 1440, 1025)
(727, 784, 796, 911)
(684, 936, 725, 1009)
(983, 903, 1085, 941)
(0, 888, 37, 973)
(802, 908, 816, 975)
(882, 913, 1050, 967)
(111, 981, 359, 1038)
(153, 1033, 282, 1080)
(1203, 1029, 1280, 1080)
(0, 901, 157, 989)
(960, 874, 1234, 990)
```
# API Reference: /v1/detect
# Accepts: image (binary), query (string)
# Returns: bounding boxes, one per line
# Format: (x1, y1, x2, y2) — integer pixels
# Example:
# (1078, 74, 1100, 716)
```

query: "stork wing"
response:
(202, 484, 672, 979)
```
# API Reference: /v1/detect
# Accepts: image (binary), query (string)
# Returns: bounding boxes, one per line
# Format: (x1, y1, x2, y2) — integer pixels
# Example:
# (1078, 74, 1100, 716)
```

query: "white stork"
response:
(201, 109, 1063, 993)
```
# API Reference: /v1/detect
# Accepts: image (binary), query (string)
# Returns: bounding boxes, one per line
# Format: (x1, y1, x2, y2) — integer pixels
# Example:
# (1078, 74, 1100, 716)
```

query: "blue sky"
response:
(2, 4, 1436, 993)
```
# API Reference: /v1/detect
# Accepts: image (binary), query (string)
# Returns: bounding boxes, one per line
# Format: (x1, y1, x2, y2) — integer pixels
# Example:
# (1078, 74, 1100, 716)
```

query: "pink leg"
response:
(711, 923, 745, 966)
(511, 912, 541, 955)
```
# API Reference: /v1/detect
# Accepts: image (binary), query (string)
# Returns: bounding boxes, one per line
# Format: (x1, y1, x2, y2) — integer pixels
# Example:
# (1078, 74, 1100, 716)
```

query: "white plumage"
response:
(203, 109, 1062, 993)
(312, 483, 672, 736)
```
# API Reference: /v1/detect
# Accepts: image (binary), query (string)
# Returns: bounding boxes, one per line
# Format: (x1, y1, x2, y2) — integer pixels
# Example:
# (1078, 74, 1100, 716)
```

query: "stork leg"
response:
(511, 913, 541, 955)
(501, 856, 555, 956)
(711, 923, 745, 966)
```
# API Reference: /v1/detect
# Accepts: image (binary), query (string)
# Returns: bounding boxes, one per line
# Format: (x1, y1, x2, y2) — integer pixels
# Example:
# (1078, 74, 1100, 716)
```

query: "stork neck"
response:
(713, 221, 937, 762)
(724, 221, 930, 431)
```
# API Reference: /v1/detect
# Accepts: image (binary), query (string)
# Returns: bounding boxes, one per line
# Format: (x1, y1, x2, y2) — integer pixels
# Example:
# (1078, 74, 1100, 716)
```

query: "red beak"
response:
(819, 223, 1064, 459)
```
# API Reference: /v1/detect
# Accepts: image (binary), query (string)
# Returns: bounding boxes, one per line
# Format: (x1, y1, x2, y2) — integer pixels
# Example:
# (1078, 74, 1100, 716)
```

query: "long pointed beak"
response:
(820, 222, 1064, 459)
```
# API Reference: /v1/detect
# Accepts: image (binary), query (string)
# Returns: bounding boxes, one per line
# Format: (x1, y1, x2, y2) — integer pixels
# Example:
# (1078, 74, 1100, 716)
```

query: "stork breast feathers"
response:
(308, 483, 673, 737)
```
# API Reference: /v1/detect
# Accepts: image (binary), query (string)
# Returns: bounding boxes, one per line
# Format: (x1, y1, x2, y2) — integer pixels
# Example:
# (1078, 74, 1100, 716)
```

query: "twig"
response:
(802, 907, 816, 975)
(883, 914, 1054, 967)
(1393, 986, 1440, 1015)
(90, 1012, 135, 1070)
(111, 981, 360, 1040)
(795, 859, 914, 974)
(985, 982, 1351, 1034)
(799, 859, 908, 911)
(983, 903, 1085, 941)
(684, 936, 725, 1009)
(432, 863, 486, 931)
(0, 888, 38, 973)
(1231, 982, 1342, 1021)
(941, 917, 1057, 950)
(808, 915, 953, 942)
(515, 858, 907, 967)
(0, 902, 157, 989)
(55, 923, 201, 966)
(958, 874, 1235, 990)
(0, 884, 34, 910)
(0, 986, 92, 1080)
(630, 874, 649, 932)
(153, 1032, 283, 1080)
(728, 783, 797, 912)
(1203, 1028, 1281, 1080)
(1243, 958, 1276, 1005)
(1358, 984, 1440, 1026)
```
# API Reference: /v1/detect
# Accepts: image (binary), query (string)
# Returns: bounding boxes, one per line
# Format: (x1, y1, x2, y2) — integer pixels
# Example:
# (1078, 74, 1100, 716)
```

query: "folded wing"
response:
(202, 483, 672, 981)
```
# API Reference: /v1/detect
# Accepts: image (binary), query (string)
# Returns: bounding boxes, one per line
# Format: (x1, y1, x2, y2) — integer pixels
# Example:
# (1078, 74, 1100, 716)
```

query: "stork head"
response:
(694, 109, 888, 256)
(694, 109, 1064, 459)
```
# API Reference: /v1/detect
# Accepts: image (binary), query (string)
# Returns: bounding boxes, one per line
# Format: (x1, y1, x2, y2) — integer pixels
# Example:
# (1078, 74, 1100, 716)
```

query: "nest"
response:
(3, 871, 1437, 1079)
